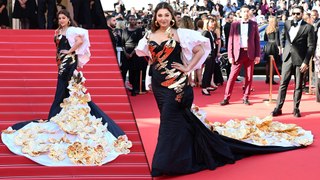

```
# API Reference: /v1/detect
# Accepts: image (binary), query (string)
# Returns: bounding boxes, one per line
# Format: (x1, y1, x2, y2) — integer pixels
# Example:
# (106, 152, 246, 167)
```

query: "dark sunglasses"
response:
(292, 12, 301, 15)
(137, 22, 142, 24)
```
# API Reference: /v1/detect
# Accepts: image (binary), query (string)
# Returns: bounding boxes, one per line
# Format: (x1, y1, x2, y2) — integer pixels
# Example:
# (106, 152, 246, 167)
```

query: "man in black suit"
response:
(271, 6, 315, 118)
(223, 13, 234, 80)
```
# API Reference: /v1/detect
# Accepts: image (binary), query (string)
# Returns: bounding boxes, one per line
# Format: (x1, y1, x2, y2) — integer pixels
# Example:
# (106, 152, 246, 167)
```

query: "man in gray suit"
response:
(271, 6, 315, 117)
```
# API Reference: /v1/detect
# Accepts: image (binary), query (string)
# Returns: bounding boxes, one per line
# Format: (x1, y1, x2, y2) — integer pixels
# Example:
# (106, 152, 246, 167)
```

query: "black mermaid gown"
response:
(11, 35, 124, 137)
(148, 39, 309, 177)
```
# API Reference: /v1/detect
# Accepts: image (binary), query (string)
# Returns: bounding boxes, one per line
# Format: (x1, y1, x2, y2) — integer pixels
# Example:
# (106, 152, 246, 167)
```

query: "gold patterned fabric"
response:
(149, 38, 188, 102)
(191, 105, 313, 147)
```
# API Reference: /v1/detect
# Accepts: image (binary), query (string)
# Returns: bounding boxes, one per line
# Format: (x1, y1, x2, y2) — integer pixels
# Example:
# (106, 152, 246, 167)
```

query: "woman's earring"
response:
(170, 20, 175, 27)
(155, 21, 160, 27)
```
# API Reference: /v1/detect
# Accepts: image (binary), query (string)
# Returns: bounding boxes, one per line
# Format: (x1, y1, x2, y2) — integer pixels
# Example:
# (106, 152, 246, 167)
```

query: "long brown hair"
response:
(203, 17, 220, 31)
(266, 16, 278, 35)
(56, 9, 77, 29)
(179, 16, 194, 29)
(151, 2, 178, 32)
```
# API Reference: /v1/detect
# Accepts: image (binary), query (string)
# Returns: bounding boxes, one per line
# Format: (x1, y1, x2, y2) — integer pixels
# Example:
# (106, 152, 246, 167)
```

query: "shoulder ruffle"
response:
(136, 31, 151, 57)
(177, 28, 211, 71)
(66, 27, 91, 68)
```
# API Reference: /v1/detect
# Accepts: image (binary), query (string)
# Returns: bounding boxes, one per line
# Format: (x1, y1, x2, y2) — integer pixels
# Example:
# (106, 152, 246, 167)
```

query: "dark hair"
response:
(127, 15, 136, 21)
(180, 16, 194, 29)
(174, 11, 182, 16)
(196, 19, 204, 29)
(227, 12, 234, 19)
(151, 2, 178, 32)
(293, 6, 304, 13)
(106, 15, 115, 22)
(241, 5, 250, 10)
(57, 9, 77, 28)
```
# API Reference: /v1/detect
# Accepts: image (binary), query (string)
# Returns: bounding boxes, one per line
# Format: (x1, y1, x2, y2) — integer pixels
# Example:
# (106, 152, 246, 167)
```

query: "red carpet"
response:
(129, 79, 320, 180)
(0, 30, 151, 179)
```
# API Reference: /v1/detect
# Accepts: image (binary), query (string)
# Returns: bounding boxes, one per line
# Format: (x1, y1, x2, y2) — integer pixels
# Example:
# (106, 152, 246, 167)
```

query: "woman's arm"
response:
(171, 44, 204, 73)
(61, 35, 84, 54)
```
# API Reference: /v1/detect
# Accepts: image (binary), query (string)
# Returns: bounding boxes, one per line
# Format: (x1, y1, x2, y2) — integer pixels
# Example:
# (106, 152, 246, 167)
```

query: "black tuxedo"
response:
(281, 20, 315, 65)
(275, 20, 315, 110)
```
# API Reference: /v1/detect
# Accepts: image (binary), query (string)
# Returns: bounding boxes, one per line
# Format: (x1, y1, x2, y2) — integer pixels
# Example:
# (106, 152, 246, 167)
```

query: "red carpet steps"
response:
(0, 30, 151, 179)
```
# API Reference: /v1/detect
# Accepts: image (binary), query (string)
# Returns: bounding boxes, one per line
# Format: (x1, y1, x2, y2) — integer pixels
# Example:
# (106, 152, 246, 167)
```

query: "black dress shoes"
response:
(220, 99, 229, 106)
(271, 108, 282, 116)
(243, 99, 251, 105)
(293, 109, 301, 117)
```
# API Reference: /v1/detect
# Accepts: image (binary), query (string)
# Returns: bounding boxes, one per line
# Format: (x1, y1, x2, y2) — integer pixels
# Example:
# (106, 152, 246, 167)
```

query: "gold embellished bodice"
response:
(148, 39, 188, 102)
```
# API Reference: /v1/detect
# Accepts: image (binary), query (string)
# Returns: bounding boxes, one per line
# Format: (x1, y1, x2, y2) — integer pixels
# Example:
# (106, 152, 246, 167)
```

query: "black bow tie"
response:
(292, 21, 298, 27)
(242, 21, 249, 24)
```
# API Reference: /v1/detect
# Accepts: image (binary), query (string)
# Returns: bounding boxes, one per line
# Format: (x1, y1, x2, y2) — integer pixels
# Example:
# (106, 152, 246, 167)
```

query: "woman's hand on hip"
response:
(60, 50, 71, 54)
(171, 62, 189, 73)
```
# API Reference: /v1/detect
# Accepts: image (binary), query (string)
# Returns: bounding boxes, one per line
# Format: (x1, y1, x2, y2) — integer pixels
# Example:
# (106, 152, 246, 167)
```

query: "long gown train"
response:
(146, 38, 312, 177)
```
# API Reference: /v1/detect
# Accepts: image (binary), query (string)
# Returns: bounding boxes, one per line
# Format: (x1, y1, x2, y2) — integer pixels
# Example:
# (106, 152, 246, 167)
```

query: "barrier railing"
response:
(263, 55, 281, 104)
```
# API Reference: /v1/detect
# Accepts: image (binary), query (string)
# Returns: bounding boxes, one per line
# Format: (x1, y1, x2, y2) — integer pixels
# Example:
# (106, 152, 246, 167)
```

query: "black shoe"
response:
(271, 108, 282, 116)
(272, 81, 278, 85)
(220, 99, 229, 106)
(202, 89, 211, 96)
(131, 91, 137, 96)
(293, 109, 301, 117)
(243, 99, 251, 105)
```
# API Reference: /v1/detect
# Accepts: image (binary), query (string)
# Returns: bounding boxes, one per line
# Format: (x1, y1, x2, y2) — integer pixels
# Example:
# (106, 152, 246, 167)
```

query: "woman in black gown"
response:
(136, 2, 313, 177)
(263, 16, 280, 84)
(10, 9, 124, 137)
(2, 9, 130, 166)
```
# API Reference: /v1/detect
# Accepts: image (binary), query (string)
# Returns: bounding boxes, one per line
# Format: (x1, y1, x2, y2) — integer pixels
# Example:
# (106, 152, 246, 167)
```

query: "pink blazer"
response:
(227, 20, 260, 62)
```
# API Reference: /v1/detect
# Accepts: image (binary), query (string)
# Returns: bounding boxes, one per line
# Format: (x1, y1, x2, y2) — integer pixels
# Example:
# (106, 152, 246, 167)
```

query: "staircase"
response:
(0, 30, 151, 179)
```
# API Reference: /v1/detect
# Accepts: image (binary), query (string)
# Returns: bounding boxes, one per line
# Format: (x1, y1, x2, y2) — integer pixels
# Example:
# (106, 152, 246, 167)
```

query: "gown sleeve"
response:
(177, 28, 211, 71)
(135, 31, 151, 58)
(66, 27, 91, 68)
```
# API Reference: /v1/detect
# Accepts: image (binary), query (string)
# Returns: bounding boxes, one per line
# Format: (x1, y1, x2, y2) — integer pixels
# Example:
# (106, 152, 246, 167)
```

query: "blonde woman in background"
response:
(263, 16, 280, 84)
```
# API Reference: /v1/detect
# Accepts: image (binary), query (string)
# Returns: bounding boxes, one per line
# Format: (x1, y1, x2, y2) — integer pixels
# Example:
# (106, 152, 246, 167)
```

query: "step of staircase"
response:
(0, 29, 150, 179)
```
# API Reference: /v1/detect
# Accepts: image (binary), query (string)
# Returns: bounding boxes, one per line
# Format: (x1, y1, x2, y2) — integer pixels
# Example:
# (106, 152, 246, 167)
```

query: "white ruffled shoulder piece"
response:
(135, 30, 152, 58)
(66, 27, 91, 68)
(177, 28, 211, 71)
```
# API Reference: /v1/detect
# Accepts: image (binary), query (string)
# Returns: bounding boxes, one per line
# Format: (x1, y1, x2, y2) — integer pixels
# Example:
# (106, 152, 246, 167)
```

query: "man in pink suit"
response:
(220, 5, 260, 106)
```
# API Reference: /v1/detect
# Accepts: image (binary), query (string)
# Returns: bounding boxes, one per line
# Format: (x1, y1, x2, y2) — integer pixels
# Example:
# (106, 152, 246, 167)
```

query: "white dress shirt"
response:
(289, 20, 302, 42)
(240, 21, 249, 48)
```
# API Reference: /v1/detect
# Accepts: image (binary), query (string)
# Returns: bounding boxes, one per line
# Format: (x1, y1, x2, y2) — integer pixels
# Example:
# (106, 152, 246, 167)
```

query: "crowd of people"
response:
(0, 0, 318, 111)
(0, 0, 317, 177)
